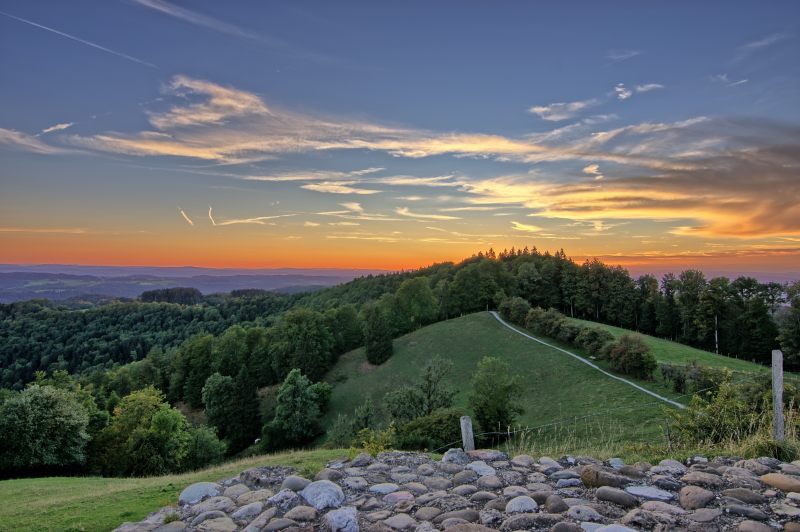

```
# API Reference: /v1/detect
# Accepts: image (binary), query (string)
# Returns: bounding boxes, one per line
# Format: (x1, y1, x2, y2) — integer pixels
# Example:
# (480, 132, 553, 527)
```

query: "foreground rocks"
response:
(115, 450, 800, 531)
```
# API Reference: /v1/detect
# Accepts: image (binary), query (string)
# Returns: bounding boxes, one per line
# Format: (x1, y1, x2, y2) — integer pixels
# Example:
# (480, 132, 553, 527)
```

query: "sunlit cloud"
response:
(582, 163, 603, 180)
(395, 207, 461, 221)
(178, 207, 194, 226)
(614, 83, 633, 100)
(301, 182, 380, 195)
(511, 221, 544, 233)
(340, 202, 364, 213)
(207, 205, 296, 225)
(635, 83, 664, 93)
(40, 122, 74, 135)
(529, 99, 598, 121)
(304, 221, 320, 227)
(0, 127, 71, 154)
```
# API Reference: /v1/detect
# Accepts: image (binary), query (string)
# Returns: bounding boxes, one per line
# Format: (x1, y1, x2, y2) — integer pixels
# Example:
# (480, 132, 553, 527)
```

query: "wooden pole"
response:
(773, 349, 784, 442)
(460, 416, 475, 451)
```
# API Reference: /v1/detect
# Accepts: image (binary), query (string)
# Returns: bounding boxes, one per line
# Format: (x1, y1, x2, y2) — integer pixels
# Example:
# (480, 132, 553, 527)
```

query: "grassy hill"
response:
(0, 449, 343, 532)
(567, 317, 769, 373)
(324, 312, 690, 456)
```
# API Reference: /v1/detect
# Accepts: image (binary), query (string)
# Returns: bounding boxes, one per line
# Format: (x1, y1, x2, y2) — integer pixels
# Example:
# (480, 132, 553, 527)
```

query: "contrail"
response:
(178, 207, 194, 226)
(208, 206, 217, 226)
(0, 10, 158, 69)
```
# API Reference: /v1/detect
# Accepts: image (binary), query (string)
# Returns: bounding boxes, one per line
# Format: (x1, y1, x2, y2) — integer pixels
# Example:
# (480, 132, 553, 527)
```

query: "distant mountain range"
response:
(0, 265, 388, 303)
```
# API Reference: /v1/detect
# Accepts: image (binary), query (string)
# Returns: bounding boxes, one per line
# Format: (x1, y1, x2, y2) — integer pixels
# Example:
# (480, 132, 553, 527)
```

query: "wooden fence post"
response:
(460, 416, 475, 451)
(773, 349, 784, 442)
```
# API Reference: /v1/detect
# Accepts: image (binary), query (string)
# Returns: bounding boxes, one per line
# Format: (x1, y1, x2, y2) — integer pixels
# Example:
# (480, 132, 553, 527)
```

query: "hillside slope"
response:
(324, 312, 685, 451)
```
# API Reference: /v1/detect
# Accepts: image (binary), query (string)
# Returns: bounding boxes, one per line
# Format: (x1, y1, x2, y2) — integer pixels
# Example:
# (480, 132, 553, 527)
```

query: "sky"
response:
(1, 1, 799, 273)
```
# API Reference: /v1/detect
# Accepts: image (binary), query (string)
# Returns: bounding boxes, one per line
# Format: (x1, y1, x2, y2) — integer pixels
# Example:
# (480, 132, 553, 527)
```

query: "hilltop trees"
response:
(363, 302, 393, 365)
(469, 357, 523, 432)
(269, 308, 334, 381)
(263, 369, 331, 449)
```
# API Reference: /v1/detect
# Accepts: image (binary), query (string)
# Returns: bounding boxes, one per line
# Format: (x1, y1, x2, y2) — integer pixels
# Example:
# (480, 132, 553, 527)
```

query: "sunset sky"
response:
(1, 1, 799, 273)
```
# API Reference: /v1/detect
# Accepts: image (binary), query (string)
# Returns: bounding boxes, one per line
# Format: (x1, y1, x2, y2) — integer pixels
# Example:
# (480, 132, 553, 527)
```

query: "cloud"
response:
(328, 221, 360, 226)
(741, 32, 790, 51)
(529, 99, 598, 121)
(340, 202, 364, 213)
(301, 182, 380, 195)
(40, 122, 74, 135)
(582, 164, 603, 180)
(635, 83, 664, 93)
(606, 49, 641, 62)
(0, 227, 87, 234)
(208, 206, 217, 226)
(0, 10, 157, 68)
(207, 205, 296, 225)
(395, 207, 461, 221)
(712, 74, 749, 87)
(614, 83, 633, 100)
(0, 127, 70, 154)
(511, 221, 544, 233)
(178, 207, 194, 226)
(304, 221, 320, 227)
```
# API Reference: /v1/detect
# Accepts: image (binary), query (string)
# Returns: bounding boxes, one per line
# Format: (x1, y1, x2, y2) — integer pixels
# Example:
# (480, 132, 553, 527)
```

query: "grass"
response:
(0, 449, 344, 532)
(567, 317, 769, 373)
(324, 312, 686, 451)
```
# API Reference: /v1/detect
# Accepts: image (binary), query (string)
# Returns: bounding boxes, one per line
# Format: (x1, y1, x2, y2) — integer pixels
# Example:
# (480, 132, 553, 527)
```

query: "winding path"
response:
(490, 311, 686, 409)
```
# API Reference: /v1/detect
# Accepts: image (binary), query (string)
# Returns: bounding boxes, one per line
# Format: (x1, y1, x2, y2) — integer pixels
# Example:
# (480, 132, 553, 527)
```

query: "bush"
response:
(184, 425, 227, 470)
(363, 303, 393, 365)
(350, 426, 395, 457)
(499, 297, 531, 325)
(556, 323, 583, 344)
(605, 334, 657, 379)
(660, 361, 731, 395)
(469, 357, 523, 432)
(524, 307, 546, 331)
(263, 369, 332, 450)
(575, 327, 615, 357)
(395, 407, 480, 451)
(383, 357, 455, 425)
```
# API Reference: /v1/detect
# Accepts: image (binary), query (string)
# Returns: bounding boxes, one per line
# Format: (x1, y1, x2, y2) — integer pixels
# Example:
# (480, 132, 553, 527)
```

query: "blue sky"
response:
(1, 1, 798, 270)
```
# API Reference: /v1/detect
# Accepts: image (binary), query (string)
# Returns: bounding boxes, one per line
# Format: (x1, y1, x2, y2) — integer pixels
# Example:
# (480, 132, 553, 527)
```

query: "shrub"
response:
(499, 297, 531, 325)
(264, 369, 332, 449)
(469, 357, 523, 432)
(183, 425, 227, 470)
(350, 425, 395, 457)
(524, 307, 547, 331)
(605, 334, 657, 379)
(575, 327, 615, 357)
(556, 323, 583, 344)
(659, 361, 731, 395)
(363, 303, 393, 365)
(383, 357, 455, 424)
(394, 407, 481, 451)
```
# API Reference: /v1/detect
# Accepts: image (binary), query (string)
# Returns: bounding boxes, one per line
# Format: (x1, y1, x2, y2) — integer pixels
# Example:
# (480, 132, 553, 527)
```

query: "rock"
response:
(608, 458, 625, 470)
(467, 449, 508, 461)
(785, 523, 800, 532)
(737, 459, 772, 476)
(501, 485, 527, 497)
(595, 526, 637, 532)
(384, 491, 415, 505)
(466, 461, 496, 477)
(620, 509, 659, 529)
(433, 509, 480, 523)
(442, 449, 471, 465)
(191, 496, 235, 516)
(550, 523, 583, 532)
(299, 480, 345, 510)
(725, 503, 768, 520)
(581, 465, 630, 488)
(772, 501, 800, 517)
(618, 465, 646, 479)
(652, 475, 682, 491)
(222, 484, 250, 498)
(350, 452, 373, 467)
(231, 501, 264, 520)
(556, 478, 582, 488)
(736, 521, 773, 532)
(470, 491, 497, 503)
(267, 489, 300, 511)
(500, 512, 561, 530)
(505, 496, 538, 513)
(284, 505, 317, 521)
(652, 459, 687, 475)
(382, 513, 417, 529)
(324, 506, 359, 532)
(179, 482, 221, 505)
(596, 486, 638, 508)
(550, 469, 581, 480)
(417, 463, 436, 476)
(681, 471, 725, 488)
(678, 485, 715, 509)
(444, 525, 495, 532)
(191, 511, 227, 526)
(237, 489, 272, 505)
(453, 469, 479, 485)
(566, 505, 602, 521)
(722, 487, 766, 504)
(452, 484, 477, 497)
(761, 472, 800, 492)
(415, 506, 442, 520)
(624, 485, 675, 501)
(424, 476, 453, 490)
(544, 494, 569, 513)
(476, 475, 503, 490)
(687, 507, 722, 523)
(342, 477, 369, 490)
(153, 522, 186, 532)
(315, 468, 344, 482)
(195, 517, 237, 532)
(242, 508, 276, 532)
(511, 454, 535, 467)
(263, 518, 299, 531)
(370, 482, 400, 494)
(641, 501, 686, 514)
(366, 510, 392, 522)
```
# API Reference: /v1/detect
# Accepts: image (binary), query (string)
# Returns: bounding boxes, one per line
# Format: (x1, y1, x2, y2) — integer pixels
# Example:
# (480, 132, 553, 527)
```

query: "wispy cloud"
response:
(582, 163, 604, 180)
(207, 205, 297, 226)
(301, 182, 380, 195)
(0, 227, 87, 234)
(614, 83, 633, 100)
(711, 74, 748, 87)
(178, 207, 194, 226)
(606, 49, 641, 62)
(635, 83, 664, 93)
(340, 202, 364, 213)
(304, 221, 320, 227)
(40, 122, 74, 135)
(0, 127, 70, 154)
(529, 99, 598, 121)
(396, 207, 461, 221)
(511, 221, 544, 233)
(734, 32, 790, 62)
(0, 10, 157, 69)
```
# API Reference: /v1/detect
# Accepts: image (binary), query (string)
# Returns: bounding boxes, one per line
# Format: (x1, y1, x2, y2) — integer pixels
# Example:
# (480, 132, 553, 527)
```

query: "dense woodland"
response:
(1, 247, 799, 477)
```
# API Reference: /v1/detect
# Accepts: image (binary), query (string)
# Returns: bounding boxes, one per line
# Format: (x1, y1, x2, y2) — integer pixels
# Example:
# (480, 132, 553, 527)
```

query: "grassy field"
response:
(324, 312, 687, 453)
(0, 449, 344, 532)
(567, 317, 770, 373)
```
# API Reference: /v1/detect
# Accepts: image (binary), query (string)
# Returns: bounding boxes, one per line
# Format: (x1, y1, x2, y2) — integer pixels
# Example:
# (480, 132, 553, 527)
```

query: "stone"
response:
(424, 476, 453, 490)
(620, 509, 659, 529)
(342, 477, 368, 490)
(403, 482, 428, 494)
(453, 469, 479, 485)
(761, 473, 800, 492)
(581, 465, 630, 488)
(442, 449, 471, 465)
(510, 454, 535, 467)
(370, 482, 400, 494)
(242, 508, 276, 532)
(284, 505, 317, 521)
(467, 461, 496, 477)
(785, 523, 800, 532)
(566, 505, 602, 521)
(652, 475, 681, 491)
(267, 489, 300, 511)
(641, 501, 686, 514)
(617, 466, 646, 479)
(550, 470, 581, 480)
(433, 509, 480, 523)
(544, 494, 569, 513)
(476, 475, 503, 490)
(737, 459, 772, 476)
(595, 526, 637, 532)
(500, 512, 561, 529)
(263, 518, 298, 531)
(324, 506, 359, 532)
(556, 478, 582, 488)
(682, 471, 726, 488)
(444, 525, 495, 532)
(365, 510, 392, 522)
(725, 503, 768, 520)
(222, 484, 250, 498)
(452, 484, 477, 496)
(678, 485, 715, 509)
(237, 489, 272, 505)
(299, 480, 345, 510)
(608, 458, 625, 469)
(624, 485, 675, 501)
(654, 459, 687, 475)
(470, 491, 497, 503)
(722, 488, 766, 504)
(231, 501, 264, 520)
(383, 491, 415, 505)
(502, 485, 527, 497)
(179, 482, 221, 505)
(415, 506, 442, 521)
(772, 502, 800, 517)
(315, 468, 344, 482)
(505, 495, 538, 513)
(195, 517, 236, 532)
(191, 496, 235, 516)
(153, 523, 186, 532)
(736, 521, 773, 532)
(350, 452, 373, 467)
(191, 511, 227, 526)
(467, 449, 508, 461)
(550, 523, 583, 532)
(382, 513, 417, 529)
(596, 486, 637, 508)
(687, 507, 722, 523)
(417, 463, 436, 476)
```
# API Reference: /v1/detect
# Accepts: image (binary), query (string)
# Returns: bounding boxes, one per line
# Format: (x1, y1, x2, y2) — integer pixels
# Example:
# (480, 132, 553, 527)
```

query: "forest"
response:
(1, 246, 799, 478)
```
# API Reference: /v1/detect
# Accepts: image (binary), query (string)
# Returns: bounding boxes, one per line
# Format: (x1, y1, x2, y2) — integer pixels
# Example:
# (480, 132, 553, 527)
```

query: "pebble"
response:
(624, 484, 675, 501)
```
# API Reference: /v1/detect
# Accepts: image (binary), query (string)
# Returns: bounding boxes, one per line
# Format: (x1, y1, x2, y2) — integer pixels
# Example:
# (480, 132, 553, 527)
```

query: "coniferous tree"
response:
(363, 302, 393, 365)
